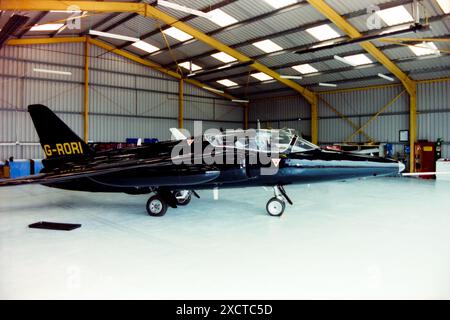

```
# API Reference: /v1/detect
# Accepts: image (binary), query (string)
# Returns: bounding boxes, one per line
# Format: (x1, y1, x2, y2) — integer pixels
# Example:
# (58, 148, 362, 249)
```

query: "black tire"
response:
(146, 194, 168, 217)
(266, 197, 285, 217)
(177, 194, 191, 206)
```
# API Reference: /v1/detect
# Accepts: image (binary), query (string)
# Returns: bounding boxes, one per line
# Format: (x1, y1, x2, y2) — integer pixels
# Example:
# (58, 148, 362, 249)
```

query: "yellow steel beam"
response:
(86, 37, 237, 101)
(83, 38, 89, 142)
(6, 37, 86, 45)
(306, 0, 416, 96)
(0, 0, 315, 103)
(244, 104, 249, 130)
(318, 83, 403, 95)
(142, 3, 315, 104)
(311, 95, 318, 144)
(317, 95, 374, 142)
(418, 77, 450, 84)
(409, 83, 417, 173)
(344, 90, 406, 143)
(0, 0, 144, 13)
(178, 79, 184, 129)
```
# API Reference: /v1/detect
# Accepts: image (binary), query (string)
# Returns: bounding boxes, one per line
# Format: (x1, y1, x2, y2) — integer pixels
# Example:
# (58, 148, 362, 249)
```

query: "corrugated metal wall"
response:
(249, 95, 311, 138)
(249, 82, 449, 158)
(0, 43, 243, 160)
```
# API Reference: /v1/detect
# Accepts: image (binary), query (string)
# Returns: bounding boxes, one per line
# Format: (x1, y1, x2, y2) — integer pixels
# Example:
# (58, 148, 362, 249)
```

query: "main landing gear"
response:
(146, 189, 198, 217)
(266, 185, 293, 217)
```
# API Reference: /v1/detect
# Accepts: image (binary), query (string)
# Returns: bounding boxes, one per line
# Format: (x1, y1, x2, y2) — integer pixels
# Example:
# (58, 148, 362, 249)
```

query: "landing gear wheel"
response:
(176, 194, 191, 206)
(266, 197, 285, 217)
(146, 195, 168, 217)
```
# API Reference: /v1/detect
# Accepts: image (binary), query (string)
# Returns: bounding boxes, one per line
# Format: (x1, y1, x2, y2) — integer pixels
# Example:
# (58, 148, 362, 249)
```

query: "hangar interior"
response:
(0, 0, 449, 299)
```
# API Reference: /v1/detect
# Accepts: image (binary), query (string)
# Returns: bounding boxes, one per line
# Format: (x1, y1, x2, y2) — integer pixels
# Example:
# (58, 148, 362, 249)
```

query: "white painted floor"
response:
(0, 177, 449, 299)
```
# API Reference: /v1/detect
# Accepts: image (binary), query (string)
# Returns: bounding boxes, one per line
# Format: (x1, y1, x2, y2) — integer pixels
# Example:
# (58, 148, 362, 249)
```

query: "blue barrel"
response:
(9, 160, 31, 178)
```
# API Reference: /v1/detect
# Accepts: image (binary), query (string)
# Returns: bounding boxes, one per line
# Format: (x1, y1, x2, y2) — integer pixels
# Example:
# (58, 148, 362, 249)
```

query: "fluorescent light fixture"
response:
(157, 0, 213, 19)
(280, 75, 303, 79)
(306, 24, 340, 41)
(132, 41, 159, 53)
(292, 64, 318, 74)
(409, 42, 439, 56)
(163, 27, 193, 41)
(337, 54, 372, 66)
(30, 23, 64, 31)
(251, 72, 273, 81)
(208, 9, 238, 27)
(436, 0, 450, 14)
(319, 82, 337, 87)
(179, 61, 202, 71)
(232, 99, 250, 103)
(375, 6, 414, 26)
(263, 0, 297, 9)
(88, 30, 140, 42)
(252, 39, 283, 53)
(378, 73, 395, 81)
(203, 86, 225, 94)
(334, 55, 357, 67)
(217, 79, 238, 87)
(211, 52, 237, 63)
(33, 68, 72, 76)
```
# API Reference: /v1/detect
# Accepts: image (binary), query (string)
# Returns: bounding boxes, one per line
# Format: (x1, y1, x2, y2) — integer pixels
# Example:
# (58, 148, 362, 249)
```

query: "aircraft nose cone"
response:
(398, 161, 406, 173)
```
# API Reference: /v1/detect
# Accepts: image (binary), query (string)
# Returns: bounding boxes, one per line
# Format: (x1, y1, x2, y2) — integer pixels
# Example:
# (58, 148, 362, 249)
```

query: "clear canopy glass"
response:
(205, 129, 319, 153)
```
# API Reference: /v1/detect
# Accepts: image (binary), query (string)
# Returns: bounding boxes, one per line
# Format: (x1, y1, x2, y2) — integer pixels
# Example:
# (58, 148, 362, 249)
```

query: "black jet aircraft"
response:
(0, 105, 405, 216)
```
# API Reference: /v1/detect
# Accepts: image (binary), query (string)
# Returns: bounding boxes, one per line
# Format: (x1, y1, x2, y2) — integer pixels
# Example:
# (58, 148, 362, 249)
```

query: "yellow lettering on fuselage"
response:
(42, 142, 84, 156)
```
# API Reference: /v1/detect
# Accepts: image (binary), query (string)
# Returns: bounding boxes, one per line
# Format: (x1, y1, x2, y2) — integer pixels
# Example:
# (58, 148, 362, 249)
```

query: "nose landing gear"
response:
(266, 185, 292, 217)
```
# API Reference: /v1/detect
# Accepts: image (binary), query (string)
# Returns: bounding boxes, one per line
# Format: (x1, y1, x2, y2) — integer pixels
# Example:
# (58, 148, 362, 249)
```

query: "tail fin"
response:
(28, 104, 92, 159)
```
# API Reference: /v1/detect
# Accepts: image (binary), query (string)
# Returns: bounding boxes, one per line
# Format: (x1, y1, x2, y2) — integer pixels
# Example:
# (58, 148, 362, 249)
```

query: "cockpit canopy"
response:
(204, 128, 319, 154)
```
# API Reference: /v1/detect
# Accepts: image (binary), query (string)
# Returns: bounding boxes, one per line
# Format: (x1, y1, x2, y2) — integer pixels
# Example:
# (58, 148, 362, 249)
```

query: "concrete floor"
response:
(0, 177, 449, 299)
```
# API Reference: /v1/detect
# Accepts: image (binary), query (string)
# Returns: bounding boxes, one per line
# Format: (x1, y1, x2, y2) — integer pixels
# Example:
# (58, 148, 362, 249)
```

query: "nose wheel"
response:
(266, 185, 292, 217)
(266, 197, 285, 216)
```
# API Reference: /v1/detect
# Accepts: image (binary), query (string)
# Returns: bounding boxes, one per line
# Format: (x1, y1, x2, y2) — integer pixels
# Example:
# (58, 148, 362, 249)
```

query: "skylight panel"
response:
(305, 24, 340, 41)
(409, 42, 439, 56)
(208, 9, 238, 27)
(292, 64, 318, 74)
(132, 41, 159, 54)
(211, 52, 237, 63)
(342, 54, 372, 66)
(252, 39, 283, 53)
(179, 62, 202, 71)
(251, 72, 273, 81)
(436, 0, 450, 14)
(263, 0, 297, 9)
(217, 79, 238, 87)
(163, 27, 193, 41)
(375, 6, 414, 26)
(30, 23, 64, 31)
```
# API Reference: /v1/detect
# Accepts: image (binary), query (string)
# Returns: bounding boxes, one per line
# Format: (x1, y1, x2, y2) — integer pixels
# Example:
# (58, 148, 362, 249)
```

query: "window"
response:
(375, 6, 414, 26)
(292, 64, 318, 74)
(179, 62, 202, 71)
(163, 27, 193, 41)
(251, 72, 273, 81)
(306, 24, 340, 41)
(217, 79, 238, 87)
(252, 39, 283, 53)
(211, 52, 237, 63)
(208, 9, 238, 27)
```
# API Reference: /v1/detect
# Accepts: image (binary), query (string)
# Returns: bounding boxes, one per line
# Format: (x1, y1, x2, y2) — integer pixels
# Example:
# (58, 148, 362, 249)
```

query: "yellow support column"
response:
(178, 79, 184, 129)
(311, 95, 318, 145)
(244, 104, 249, 130)
(84, 38, 89, 142)
(409, 83, 417, 173)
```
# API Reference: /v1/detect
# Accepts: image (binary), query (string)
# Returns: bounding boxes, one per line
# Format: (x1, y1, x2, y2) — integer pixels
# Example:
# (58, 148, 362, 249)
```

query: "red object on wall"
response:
(415, 142, 436, 179)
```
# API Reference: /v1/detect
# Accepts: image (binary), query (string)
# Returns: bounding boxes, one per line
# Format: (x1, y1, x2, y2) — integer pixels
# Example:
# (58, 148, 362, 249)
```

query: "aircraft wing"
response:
(0, 156, 176, 187)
